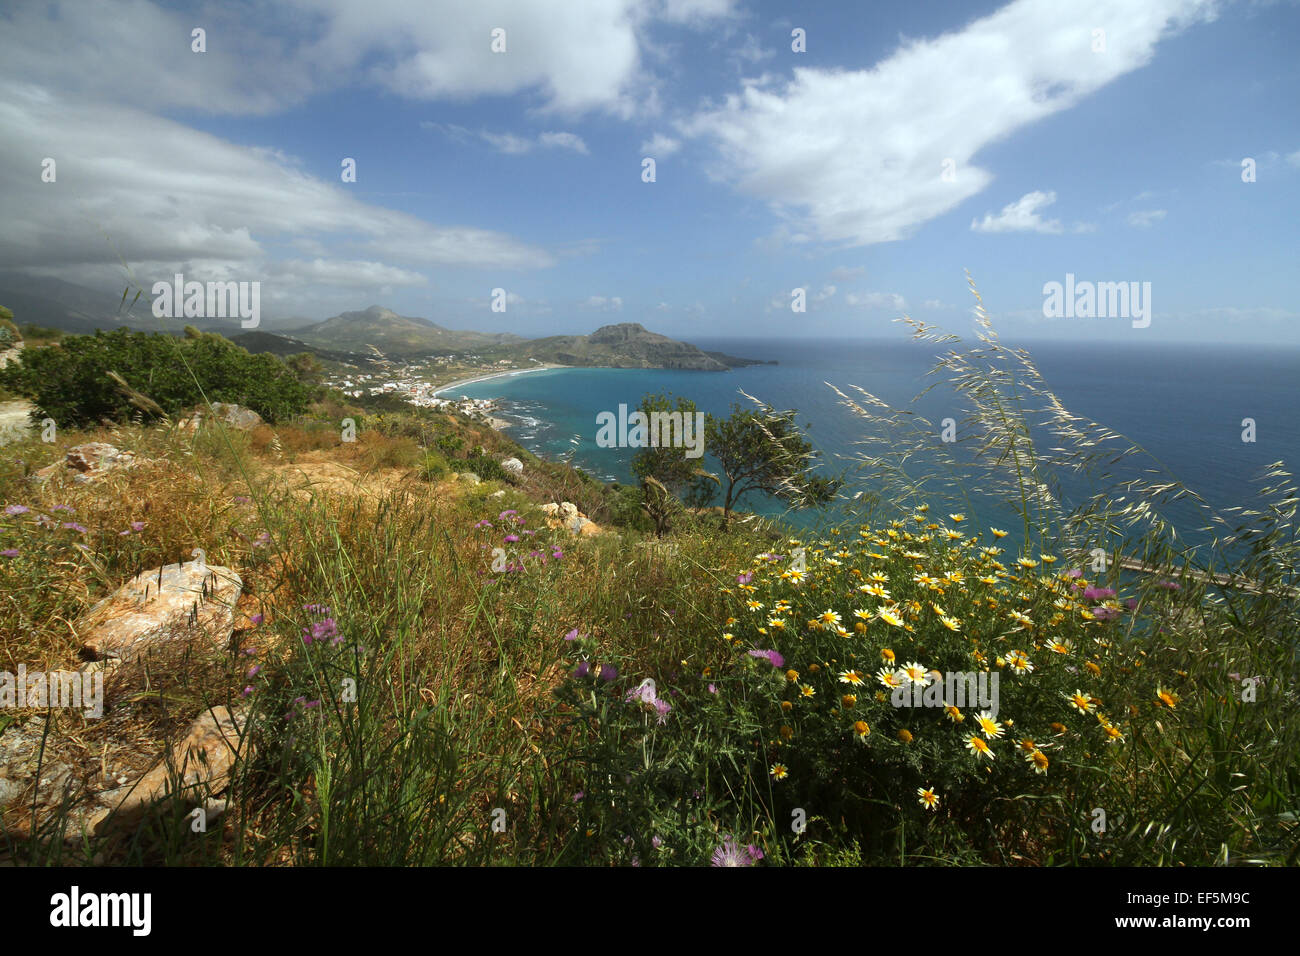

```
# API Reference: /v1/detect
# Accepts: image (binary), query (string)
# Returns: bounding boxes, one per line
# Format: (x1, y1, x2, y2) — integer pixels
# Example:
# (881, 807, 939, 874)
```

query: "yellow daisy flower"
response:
(965, 735, 995, 760)
(916, 787, 940, 810)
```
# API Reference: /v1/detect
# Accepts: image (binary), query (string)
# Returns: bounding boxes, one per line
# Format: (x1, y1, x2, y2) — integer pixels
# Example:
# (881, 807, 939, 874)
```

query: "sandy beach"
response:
(431, 363, 567, 398)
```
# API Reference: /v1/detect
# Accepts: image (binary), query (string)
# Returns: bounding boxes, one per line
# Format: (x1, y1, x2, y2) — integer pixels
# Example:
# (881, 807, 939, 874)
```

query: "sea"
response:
(451, 337, 1300, 555)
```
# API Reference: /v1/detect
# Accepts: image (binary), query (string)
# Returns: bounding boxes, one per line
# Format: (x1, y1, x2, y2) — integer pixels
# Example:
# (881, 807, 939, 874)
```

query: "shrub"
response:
(0, 328, 310, 427)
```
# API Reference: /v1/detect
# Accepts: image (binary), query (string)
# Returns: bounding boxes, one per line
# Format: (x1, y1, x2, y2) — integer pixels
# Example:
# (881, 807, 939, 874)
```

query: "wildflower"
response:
(770, 763, 789, 781)
(572, 662, 591, 679)
(1016, 557, 1039, 569)
(943, 705, 964, 723)
(1065, 690, 1095, 714)
(841, 693, 857, 708)
(1102, 723, 1125, 744)
(975, 711, 1004, 739)
(748, 648, 785, 668)
(1006, 650, 1034, 675)
(232, 495, 250, 504)
(130, 521, 146, 532)
(1155, 687, 1179, 708)
(917, 787, 940, 811)
(745, 600, 764, 612)
(779, 725, 794, 740)
(852, 720, 870, 742)
(785, 669, 799, 682)
(564, 628, 581, 641)
(880, 648, 895, 664)
(939, 614, 961, 632)
(818, 609, 841, 627)
(711, 838, 764, 867)
(1083, 586, 1116, 601)
(949, 513, 965, 523)
(990, 527, 1007, 538)
(799, 684, 815, 698)
(876, 667, 904, 689)
(1025, 749, 1049, 774)
(62, 522, 87, 533)
(0, 548, 17, 558)
(838, 669, 864, 686)
(1084, 661, 1101, 677)
(1047, 639, 1073, 655)
(1156, 580, 1181, 590)
(4, 505, 29, 516)
(1050, 722, 1068, 734)
(877, 607, 904, 627)
(965, 735, 994, 760)
(708, 683, 717, 694)
(900, 661, 931, 686)
(598, 664, 618, 682)
(897, 729, 914, 744)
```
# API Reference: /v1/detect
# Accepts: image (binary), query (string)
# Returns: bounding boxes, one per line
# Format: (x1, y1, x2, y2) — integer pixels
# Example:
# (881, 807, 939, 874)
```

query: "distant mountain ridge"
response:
(0, 276, 771, 370)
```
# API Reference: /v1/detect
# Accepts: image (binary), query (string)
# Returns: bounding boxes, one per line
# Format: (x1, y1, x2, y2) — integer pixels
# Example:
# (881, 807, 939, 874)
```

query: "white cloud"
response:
(682, 0, 1219, 246)
(0, 83, 554, 299)
(538, 131, 590, 154)
(582, 295, 624, 311)
(971, 190, 1065, 234)
(1126, 209, 1167, 227)
(1286, 150, 1300, 168)
(640, 133, 682, 157)
(0, 0, 738, 121)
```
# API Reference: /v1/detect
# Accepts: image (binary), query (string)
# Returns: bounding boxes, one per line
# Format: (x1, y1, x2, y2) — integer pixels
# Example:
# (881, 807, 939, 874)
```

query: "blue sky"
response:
(2, 0, 1298, 343)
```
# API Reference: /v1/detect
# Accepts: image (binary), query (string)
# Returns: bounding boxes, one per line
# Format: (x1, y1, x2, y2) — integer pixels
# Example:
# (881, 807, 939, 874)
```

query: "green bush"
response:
(463, 453, 510, 483)
(417, 450, 450, 482)
(0, 328, 310, 427)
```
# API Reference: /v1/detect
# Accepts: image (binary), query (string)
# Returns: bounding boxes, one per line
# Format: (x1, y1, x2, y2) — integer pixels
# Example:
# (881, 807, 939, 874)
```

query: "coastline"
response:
(432, 363, 568, 398)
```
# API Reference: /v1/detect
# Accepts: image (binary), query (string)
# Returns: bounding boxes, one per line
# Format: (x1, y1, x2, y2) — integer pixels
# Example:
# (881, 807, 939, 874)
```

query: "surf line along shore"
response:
(431, 363, 568, 398)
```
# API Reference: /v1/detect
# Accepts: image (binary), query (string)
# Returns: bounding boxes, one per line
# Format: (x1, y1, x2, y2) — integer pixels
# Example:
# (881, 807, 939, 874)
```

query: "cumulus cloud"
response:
(0, 82, 554, 302)
(0, 0, 738, 120)
(971, 190, 1065, 234)
(681, 0, 1219, 247)
(582, 295, 624, 311)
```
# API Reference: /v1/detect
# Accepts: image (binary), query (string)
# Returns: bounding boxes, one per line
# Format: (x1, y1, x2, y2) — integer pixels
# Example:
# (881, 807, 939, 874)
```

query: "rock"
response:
(501, 457, 524, 476)
(77, 561, 242, 661)
(457, 472, 481, 485)
(90, 705, 251, 837)
(559, 502, 579, 520)
(179, 402, 264, 432)
(31, 442, 138, 484)
(488, 490, 506, 499)
(540, 503, 559, 517)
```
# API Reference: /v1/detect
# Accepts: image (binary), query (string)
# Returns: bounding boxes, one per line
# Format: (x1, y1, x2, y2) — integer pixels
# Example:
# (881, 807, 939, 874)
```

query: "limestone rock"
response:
(31, 443, 139, 484)
(179, 402, 264, 432)
(457, 471, 481, 485)
(501, 457, 524, 476)
(78, 561, 242, 661)
(90, 706, 251, 836)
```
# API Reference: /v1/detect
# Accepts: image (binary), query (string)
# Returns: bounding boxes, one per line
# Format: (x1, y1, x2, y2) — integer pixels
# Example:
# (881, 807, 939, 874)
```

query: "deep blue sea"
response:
(452, 337, 1300, 551)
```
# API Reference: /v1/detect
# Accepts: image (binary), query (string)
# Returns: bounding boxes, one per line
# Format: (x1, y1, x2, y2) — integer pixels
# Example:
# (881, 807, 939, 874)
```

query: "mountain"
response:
(511, 322, 767, 371)
(291, 306, 525, 357)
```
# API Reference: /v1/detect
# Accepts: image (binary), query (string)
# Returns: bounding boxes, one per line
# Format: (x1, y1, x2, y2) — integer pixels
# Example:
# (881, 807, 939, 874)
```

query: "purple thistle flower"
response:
(552, 549, 563, 560)
(4, 504, 29, 515)
(51, 505, 74, 513)
(250, 613, 264, 625)
(572, 661, 591, 679)
(1157, 580, 1181, 590)
(572, 791, 584, 802)
(0, 549, 18, 558)
(62, 522, 86, 533)
(504, 534, 519, 543)
(1083, 586, 1116, 601)
(710, 837, 762, 867)
(130, 521, 146, 531)
(653, 698, 672, 724)
(748, 648, 785, 669)
(563, 628, 581, 641)
(736, 571, 753, 585)
(707, 683, 717, 694)
(1092, 606, 1120, 621)
(1064, 568, 1083, 579)
(598, 663, 618, 682)
(241, 685, 254, 697)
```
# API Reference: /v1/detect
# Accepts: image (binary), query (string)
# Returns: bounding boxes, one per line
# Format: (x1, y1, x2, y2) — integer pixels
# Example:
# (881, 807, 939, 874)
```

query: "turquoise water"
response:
(451, 337, 1300, 549)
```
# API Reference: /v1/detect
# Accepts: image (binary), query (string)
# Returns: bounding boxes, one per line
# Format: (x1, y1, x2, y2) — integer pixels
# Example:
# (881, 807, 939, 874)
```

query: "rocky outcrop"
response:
(77, 560, 242, 661)
(501, 457, 524, 476)
(88, 706, 251, 837)
(177, 402, 264, 432)
(540, 501, 603, 537)
(31, 442, 141, 484)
